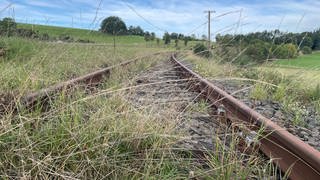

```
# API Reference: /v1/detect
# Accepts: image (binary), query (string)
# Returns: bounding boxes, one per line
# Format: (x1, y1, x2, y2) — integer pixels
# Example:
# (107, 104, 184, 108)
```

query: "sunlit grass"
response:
(273, 51, 320, 69)
(0, 37, 165, 92)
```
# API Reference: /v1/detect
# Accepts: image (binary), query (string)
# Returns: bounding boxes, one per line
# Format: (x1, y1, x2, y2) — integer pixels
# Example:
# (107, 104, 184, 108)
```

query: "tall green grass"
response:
(0, 51, 280, 179)
(0, 37, 166, 92)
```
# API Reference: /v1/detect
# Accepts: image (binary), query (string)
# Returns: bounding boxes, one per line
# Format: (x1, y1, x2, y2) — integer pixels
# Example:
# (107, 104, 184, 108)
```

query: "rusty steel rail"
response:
(0, 52, 166, 114)
(171, 54, 320, 180)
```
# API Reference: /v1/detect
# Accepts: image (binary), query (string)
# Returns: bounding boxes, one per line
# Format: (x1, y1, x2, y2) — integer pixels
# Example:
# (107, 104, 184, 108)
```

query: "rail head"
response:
(171, 54, 320, 180)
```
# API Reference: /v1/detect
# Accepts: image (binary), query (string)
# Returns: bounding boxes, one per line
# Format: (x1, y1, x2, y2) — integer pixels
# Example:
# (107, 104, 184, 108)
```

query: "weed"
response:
(250, 84, 268, 100)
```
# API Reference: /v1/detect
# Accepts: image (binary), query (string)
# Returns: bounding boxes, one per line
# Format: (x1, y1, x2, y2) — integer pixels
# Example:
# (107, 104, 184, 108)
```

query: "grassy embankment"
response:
(182, 50, 320, 126)
(17, 23, 198, 47)
(0, 35, 167, 93)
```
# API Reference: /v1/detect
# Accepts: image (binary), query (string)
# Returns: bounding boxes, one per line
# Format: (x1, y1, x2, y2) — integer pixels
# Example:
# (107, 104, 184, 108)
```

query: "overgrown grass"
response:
(181, 51, 319, 127)
(0, 53, 279, 179)
(0, 36, 167, 92)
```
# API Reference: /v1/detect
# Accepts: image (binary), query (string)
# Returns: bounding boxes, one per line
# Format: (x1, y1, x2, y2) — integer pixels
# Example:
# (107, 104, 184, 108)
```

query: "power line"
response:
(213, 10, 242, 20)
(186, 21, 208, 36)
(0, 2, 13, 14)
(121, 0, 167, 32)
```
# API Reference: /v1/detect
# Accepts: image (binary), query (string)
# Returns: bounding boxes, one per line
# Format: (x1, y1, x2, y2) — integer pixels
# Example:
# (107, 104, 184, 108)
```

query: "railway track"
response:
(170, 54, 320, 180)
(1, 53, 319, 179)
(0, 52, 166, 115)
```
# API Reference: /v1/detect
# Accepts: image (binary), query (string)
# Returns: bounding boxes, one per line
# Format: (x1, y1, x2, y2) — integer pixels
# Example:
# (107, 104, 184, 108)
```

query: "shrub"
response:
(163, 32, 171, 45)
(40, 33, 50, 41)
(0, 17, 17, 36)
(15, 28, 37, 38)
(76, 39, 94, 43)
(301, 46, 312, 54)
(273, 43, 297, 59)
(193, 43, 211, 58)
(246, 42, 270, 62)
(59, 34, 74, 42)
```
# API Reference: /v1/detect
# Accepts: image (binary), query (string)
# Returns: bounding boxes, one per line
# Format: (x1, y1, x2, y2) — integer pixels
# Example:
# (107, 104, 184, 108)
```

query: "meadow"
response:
(273, 51, 320, 69)
(261, 51, 320, 88)
(18, 23, 146, 44)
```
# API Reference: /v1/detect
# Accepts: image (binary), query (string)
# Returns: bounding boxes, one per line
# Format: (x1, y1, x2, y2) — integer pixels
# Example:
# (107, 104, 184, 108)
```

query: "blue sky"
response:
(1, 0, 319, 38)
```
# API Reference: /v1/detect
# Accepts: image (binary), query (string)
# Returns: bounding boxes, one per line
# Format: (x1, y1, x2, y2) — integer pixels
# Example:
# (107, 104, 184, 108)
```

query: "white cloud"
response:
(1, 0, 319, 38)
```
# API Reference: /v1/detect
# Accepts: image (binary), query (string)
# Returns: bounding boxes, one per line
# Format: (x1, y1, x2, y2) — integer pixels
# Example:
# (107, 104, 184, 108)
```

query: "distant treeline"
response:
(99, 16, 198, 45)
(215, 29, 320, 64)
(216, 29, 320, 50)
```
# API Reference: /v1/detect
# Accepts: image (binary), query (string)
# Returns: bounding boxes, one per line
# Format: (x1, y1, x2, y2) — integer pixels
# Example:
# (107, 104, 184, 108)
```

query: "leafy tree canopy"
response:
(100, 16, 127, 35)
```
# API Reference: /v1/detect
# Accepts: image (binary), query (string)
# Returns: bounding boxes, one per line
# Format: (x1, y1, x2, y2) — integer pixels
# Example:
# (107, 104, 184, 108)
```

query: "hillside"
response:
(17, 23, 146, 44)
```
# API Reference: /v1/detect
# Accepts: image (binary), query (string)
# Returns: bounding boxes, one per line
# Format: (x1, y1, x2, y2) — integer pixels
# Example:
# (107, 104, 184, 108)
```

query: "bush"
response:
(76, 39, 94, 43)
(245, 41, 270, 62)
(0, 17, 17, 36)
(15, 28, 37, 38)
(273, 43, 297, 59)
(59, 34, 74, 42)
(193, 43, 211, 58)
(301, 46, 312, 54)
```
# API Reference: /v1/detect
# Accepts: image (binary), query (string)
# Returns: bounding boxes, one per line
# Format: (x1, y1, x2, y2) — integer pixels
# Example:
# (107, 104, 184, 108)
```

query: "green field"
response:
(18, 23, 147, 44)
(273, 51, 320, 69)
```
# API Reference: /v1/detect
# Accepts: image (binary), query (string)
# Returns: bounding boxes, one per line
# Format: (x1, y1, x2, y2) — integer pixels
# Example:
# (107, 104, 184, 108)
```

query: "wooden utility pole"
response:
(204, 10, 215, 50)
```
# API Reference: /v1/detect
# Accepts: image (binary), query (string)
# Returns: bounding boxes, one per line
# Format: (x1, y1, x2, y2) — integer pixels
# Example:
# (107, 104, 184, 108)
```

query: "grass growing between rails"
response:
(0, 55, 279, 179)
(0, 37, 168, 93)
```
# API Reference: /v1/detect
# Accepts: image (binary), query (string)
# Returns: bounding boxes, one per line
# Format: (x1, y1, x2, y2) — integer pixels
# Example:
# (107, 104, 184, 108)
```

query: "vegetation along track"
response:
(1, 52, 320, 179)
(170, 54, 320, 179)
(0, 51, 167, 116)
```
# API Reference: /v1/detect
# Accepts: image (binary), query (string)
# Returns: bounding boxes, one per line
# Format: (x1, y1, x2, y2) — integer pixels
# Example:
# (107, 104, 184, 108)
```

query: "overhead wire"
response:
(121, 0, 167, 32)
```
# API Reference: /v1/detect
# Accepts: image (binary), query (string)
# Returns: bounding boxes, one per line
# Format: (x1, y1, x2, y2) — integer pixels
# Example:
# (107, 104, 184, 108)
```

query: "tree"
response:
(175, 39, 179, 47)
(299, 36, 313, 49)
(0, 17, 17, 36)
(100, 16, 127, 51)
(128, 25, 144, 36)
(150, 32, 156, 41)
(193, 43, 211, 57)
(163, 32, 171, 45)
(184, 37, 189, 46)
(201, 34, 207, 41)
(100, 16, 127, 35)
(170, 32, 178, 40)
(312, 30, 320, 50)
(301, 46, 312, 54)
(273, 43, 297, 59)
(144, 31, 151, 42)
(191, 34, 196, 40)
(178, 33, 184, 40)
